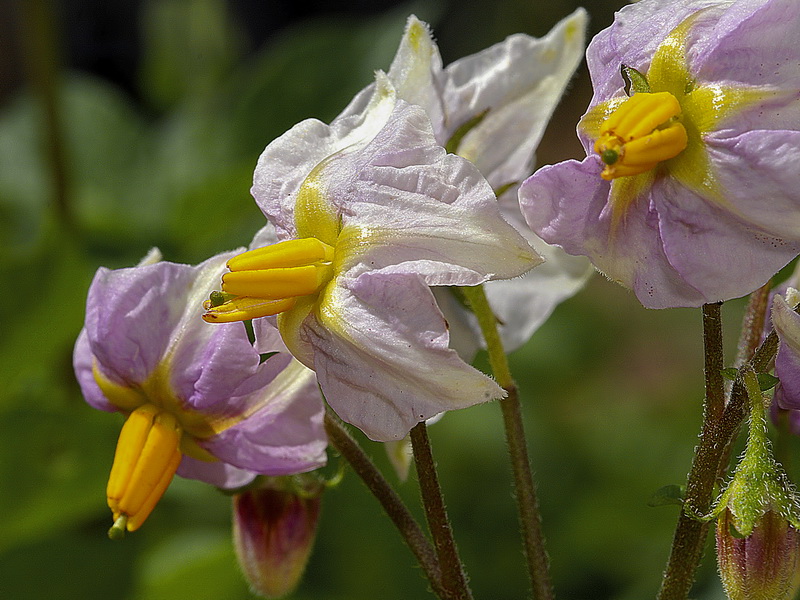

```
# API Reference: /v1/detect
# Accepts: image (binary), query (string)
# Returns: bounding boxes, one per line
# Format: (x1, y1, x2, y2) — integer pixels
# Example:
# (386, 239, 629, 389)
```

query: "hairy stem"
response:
(459, 284, 553, 600)
(323, 411, 446, 599)
(658, 302, 780, 599)
(410, 422, 473, 600)
(657, 303, 726, 600)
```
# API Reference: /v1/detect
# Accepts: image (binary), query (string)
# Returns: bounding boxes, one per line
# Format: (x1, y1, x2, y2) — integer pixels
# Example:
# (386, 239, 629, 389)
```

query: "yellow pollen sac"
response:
(106, 404, 183, 537)
(203, 238, 335, 324)
(594, 91, 688, 181)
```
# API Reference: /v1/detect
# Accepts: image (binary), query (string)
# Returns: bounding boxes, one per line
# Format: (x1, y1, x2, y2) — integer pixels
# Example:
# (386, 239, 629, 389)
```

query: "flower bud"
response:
(233, 478, 322, 598)
(709, 368, 800, 600)
(717, 508, 800, 600)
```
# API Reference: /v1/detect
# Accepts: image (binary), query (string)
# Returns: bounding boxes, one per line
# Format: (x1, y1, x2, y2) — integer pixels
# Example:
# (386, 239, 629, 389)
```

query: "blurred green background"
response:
(0, 0, 778, 598)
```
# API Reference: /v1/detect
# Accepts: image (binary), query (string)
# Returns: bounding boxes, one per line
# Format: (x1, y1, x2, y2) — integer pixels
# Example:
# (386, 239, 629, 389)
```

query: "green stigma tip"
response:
(208, 291, 227, 308)
(601, 149, 619, 165)
(108, 515, 128, 540)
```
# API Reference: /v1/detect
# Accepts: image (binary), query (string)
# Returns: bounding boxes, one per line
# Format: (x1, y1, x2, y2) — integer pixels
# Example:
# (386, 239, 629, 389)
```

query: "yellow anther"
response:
(594, 91, 688, 180)
(222, 264, 333, 300)
(202, 296, 298, 323)
(204, 237, 336, 325)
(106, 404, 183, 533)
(227, 238, 334, 272)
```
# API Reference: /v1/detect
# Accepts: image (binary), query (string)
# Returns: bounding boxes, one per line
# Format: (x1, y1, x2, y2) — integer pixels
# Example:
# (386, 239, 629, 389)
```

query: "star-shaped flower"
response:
(74, 249, 327, 533)
(203, 77, 539, 440)
(520, 0, 800, 308)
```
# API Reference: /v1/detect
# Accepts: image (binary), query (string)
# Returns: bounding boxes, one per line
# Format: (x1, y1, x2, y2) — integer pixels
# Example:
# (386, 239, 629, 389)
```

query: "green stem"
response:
(459, 284, 553, 600)
(322, 410, 446, 599)
(410, 422, 473, 600)
(658, 303, 781, 599)
(657, 303, 726, 600)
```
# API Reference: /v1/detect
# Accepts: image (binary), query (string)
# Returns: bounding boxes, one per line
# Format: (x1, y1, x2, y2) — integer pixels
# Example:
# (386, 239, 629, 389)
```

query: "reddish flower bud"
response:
(233, 479, 322, 598)
(717, 508, 800, 600)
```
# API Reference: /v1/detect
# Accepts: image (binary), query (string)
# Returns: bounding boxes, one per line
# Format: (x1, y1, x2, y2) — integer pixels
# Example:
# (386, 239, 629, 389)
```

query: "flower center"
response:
(202, 237, 335, 323)
(594, 91, 688, 181)
(107, 404, 183, 537)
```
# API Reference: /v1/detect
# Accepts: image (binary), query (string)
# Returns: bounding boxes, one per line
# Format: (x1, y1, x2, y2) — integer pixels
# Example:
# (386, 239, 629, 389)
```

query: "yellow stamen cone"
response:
(222, 264, 333, 299)
(112, 410, 182, 528)
(594, 91, 688, 181)
(203, 296, 297, 323)
(227, 238, 334, 271)
(107, 404, 160, 511)
(126, 445, 183, 531)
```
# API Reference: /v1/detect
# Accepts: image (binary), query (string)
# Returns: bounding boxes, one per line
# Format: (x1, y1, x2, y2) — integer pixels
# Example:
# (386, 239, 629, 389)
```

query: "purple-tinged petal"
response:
(73, 330, 116, 412)
(585, 0, 724, 104)
(520, 158, 708, 308)
(774, 293, 800, 410)
(655, 177, 800, 303)
(84, 261, 198, 386)
(311, 273, 504, 441)
(694, 0, 800, 89)
(176, 454, 256, 490)
(199, 361, 327, 475)
(709, 130, 800, 238)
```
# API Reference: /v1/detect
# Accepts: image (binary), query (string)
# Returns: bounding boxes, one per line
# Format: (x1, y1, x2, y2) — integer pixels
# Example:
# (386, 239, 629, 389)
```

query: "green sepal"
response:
(243, 319, 256, 345)
(721, 367, 739, 381)
(620, 64, 651, 95)
(259, 351, 279, 364)
(445, 109, 489, 155)
(647, 484, 685, 507)
(757, 373, 780, 391)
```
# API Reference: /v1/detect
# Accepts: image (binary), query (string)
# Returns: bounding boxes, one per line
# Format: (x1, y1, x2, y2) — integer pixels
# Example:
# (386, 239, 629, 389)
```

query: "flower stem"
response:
(459, 284, 553, 600)
(410, 421, 474, 600)
(323, 410, 446, 599)
(657, 301, 781, 599)
(657, 303, 726, 600)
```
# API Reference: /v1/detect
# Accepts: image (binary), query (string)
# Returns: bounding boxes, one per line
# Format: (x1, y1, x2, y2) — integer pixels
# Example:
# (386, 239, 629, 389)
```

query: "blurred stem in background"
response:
(18, 0, 73, 233)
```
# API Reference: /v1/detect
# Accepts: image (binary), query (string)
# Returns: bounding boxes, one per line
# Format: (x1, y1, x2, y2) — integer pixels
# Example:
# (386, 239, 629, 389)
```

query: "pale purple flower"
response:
(772, 287, 800, 431)
(520, 0, 800, 309)
(204, 76, 540, 441)
(342, 12, 593, 353)
(74, 249, 327, 531)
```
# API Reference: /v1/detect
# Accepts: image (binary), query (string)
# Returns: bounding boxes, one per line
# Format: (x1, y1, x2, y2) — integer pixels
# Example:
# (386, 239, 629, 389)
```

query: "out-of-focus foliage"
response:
(3, 0, 782, 598)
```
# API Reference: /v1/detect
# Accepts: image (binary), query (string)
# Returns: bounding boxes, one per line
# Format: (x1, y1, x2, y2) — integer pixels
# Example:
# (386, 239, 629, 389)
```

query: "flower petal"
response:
(520, 157, 707, 308)
(84, 260, 199, 386)
(198, 361, 327, 475)
(311, 273, 505, 441)
(332, 101, 540, 283)
(176, 455, 256, 489)
(73, 330, 116, 412)
(708, 130, 800, 239)
(694, 0, 800, 90)
(441, 9, 588, 187)
(252, 75, 399, 238)
(655, 176, 800, 303)
(773, 293, 800, 410)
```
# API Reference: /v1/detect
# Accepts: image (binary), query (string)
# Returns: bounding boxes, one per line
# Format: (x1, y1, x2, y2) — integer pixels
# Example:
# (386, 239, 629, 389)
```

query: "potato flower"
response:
(520, 0, 800, 308)
(74, 249, 327, 534)
(203, 77, 539, 441)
